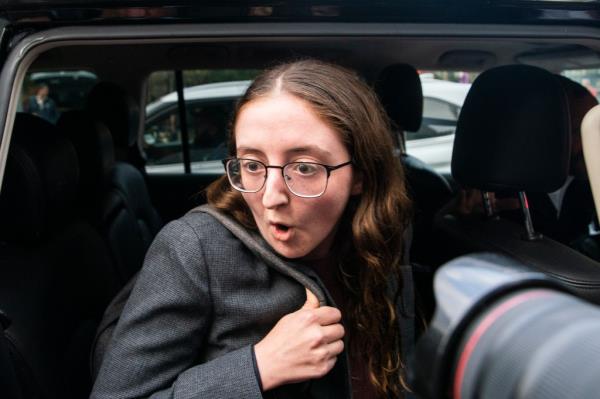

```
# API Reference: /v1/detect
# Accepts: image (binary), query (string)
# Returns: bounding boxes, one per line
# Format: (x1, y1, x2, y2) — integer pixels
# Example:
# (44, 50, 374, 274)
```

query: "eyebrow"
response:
(287, 146, 332, 158)
(236, 145, 333, 158)
(236, 146, 264, 156)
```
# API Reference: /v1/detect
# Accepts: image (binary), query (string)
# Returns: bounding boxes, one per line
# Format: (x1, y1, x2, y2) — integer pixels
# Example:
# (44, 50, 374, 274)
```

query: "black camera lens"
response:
(453, 288, 600, 399)
(409, 253, 600, 399)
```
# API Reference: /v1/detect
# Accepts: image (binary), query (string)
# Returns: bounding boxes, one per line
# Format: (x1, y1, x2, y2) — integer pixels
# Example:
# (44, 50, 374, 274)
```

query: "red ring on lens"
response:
(453, 290, 553, 399)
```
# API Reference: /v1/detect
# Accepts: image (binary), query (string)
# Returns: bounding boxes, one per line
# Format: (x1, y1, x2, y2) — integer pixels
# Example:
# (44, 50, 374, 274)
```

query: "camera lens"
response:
(454, 288, 600, 399)
(409, 253, 600, 399)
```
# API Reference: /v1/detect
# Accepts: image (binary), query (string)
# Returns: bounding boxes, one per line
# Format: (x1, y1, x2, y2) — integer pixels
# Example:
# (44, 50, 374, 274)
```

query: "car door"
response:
(0, 18, 37, 399)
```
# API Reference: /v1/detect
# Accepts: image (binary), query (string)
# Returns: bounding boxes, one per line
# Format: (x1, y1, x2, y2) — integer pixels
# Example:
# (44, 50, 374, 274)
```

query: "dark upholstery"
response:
(437, 65, 600, 304)
(374, 63, 423, 132)
(104, 162, 163, 283)
(375, 64, 453, 265)
(0, 114, 78, 242)
(402, 154, 453, 212)
(58, 110, 116, 221)
(452, 65, 570, 193)
(85, 82, 139, 160)
(438, 214, 600, 303)
(58, 110, 162, 285)
(0, 113, 117, 398)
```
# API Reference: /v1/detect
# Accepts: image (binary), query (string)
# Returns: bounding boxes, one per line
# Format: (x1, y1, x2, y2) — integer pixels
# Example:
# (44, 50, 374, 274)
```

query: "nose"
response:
(261, 168, 290, 209)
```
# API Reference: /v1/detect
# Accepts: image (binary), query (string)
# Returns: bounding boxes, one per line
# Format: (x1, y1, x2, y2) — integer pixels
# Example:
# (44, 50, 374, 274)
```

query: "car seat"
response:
(374, 64, 454, 265)
(436, 64, 600, 303)
(85, 81, 142, 166)
(0, 113, 117, 398)
(57, 110, 163, 286)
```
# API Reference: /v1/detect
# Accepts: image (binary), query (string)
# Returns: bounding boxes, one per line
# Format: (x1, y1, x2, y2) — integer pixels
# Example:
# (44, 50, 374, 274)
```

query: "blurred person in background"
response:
(27, 84, 59, 123)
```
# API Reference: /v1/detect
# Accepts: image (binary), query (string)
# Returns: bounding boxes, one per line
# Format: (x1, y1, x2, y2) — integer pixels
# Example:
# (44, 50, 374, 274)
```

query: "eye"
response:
(241, 159, 263, 173)
(291, 162, 318, 176)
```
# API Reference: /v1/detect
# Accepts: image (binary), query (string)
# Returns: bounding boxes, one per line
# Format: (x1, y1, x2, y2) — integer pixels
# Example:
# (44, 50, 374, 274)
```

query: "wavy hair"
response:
(206, 59, 412, 397)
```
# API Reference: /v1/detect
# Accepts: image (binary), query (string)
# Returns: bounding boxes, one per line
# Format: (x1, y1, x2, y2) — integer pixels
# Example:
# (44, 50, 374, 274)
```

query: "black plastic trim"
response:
(0, 1, 600, 27)
(2, 22, 600, 189)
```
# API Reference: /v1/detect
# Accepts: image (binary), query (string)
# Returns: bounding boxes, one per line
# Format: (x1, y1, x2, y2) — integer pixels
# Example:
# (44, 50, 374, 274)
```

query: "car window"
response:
(407, 97, 460, 140)
(561, 68, 600, 99)
(405, 71, 473, 173)
(144, 100, 235, 169)
(144, 69, 472, 175)
(424, 97, 458, 120)
(144, 69, 260, 175)
(19, 70, 98, 124)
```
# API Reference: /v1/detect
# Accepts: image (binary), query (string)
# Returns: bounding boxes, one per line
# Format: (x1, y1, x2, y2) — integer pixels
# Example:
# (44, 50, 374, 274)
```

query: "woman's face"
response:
(235, 92, 361, 259)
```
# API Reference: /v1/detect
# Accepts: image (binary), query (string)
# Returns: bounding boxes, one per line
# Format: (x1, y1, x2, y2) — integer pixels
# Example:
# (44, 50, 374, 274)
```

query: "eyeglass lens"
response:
(226, 159, 328, 197)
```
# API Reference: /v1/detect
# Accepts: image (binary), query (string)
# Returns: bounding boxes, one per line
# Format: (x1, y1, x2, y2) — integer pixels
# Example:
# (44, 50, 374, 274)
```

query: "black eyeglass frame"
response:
(222, 157, 353, 198)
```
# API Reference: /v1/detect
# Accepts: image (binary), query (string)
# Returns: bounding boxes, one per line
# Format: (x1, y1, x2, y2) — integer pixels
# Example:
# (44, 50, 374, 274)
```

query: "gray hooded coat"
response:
(90, 205, 414, 399)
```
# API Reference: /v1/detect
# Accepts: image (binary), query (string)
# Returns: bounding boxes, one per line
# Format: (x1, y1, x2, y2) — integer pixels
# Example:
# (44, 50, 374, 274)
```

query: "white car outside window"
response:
(144, 76, 470, 175)
(405, 74, 471, 174)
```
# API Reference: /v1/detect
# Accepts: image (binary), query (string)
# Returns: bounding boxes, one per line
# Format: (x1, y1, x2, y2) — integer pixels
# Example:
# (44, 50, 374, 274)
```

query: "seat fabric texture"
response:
(0, 113, 117, 398)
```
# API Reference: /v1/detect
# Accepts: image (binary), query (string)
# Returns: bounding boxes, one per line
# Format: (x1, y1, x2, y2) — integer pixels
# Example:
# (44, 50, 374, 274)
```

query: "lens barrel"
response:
(453, 287, 600, 399)
(408, 253, 578, 399)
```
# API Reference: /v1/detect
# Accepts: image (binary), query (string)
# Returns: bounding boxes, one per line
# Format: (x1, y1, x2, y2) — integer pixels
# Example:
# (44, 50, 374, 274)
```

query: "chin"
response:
(269, 241, 309, 260)
(275, 248, 307, 260)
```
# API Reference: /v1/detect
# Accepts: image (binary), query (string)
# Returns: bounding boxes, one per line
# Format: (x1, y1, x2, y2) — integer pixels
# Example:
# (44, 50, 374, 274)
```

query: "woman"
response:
(91, 59, 412, 398)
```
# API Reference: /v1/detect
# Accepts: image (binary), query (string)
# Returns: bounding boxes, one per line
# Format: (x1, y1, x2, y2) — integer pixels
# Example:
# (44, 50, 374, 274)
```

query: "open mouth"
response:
(270, 222, 293, 240)
(274, 223, 290, 233)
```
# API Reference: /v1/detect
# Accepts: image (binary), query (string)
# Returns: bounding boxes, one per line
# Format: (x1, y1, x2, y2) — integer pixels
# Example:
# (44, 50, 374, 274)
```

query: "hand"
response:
(254, 288, 345, 391)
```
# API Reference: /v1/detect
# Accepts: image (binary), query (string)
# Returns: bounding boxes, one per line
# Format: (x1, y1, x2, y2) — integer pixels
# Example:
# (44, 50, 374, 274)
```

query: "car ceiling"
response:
(28, 34, 600, 82)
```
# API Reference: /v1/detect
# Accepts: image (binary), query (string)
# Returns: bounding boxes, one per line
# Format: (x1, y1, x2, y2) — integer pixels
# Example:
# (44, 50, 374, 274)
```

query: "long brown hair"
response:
(206, 59, 412, 397)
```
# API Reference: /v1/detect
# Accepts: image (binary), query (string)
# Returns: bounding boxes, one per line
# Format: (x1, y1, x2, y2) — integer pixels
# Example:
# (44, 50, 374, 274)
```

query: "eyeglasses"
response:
(223, 158, 352, 198)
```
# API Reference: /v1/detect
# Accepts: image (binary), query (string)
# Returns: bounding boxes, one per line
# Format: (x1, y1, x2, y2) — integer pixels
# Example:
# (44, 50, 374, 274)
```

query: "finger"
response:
(321, 323, 345, 343)
(302, 288, 320, 310)
(325, 339, 345, 357)
(313, 356, 338, 379)
(312, 306, 342, 325)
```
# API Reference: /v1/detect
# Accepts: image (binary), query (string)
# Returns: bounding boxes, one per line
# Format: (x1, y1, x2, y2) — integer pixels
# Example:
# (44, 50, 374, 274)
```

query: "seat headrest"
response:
(374, 63, 423, 132)
(0, 113, 79, 243)
(452, 65, 570, 193)
(85, 81, 138, 151)
(57, 110, 116, 200)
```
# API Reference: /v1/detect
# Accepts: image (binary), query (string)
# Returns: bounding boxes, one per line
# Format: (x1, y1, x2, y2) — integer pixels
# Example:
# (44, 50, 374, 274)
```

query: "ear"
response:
(351, 171, 363, 195)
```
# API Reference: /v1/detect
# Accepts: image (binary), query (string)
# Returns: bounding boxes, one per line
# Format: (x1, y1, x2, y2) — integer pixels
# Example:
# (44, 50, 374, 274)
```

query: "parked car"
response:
(406, 74, 471, 173)
(144, 76, 470, 174)
(144, 80, 251, 174)
(1, 1, 600, 398)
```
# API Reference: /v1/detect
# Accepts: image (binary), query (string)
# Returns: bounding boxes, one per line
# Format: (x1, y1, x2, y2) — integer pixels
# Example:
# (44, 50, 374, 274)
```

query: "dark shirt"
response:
(27, 96, 59, 124)
(519, 178, 595, 245)
(308, 256, 378, 399)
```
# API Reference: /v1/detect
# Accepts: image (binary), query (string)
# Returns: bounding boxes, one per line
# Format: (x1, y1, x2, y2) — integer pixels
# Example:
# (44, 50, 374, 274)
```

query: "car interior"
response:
(2, 22, 600, 398)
